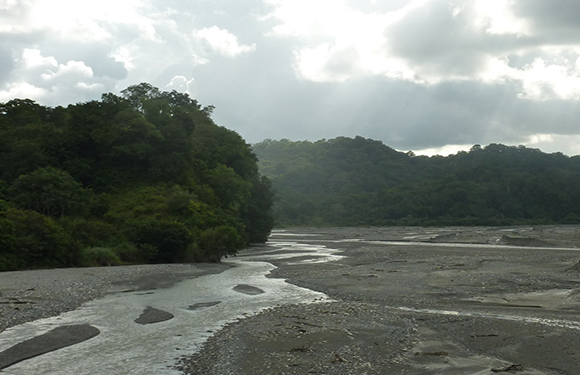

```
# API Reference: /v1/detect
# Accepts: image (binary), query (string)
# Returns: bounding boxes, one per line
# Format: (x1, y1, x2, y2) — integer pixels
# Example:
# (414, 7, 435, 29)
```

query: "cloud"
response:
(193, 26, 256, 57)
(2, 0, 580, 156)
(0, 45, 14, 85)
(511, 0, 580, 36)
(263, 0, 580, 104)
(0, 48, 113, 105)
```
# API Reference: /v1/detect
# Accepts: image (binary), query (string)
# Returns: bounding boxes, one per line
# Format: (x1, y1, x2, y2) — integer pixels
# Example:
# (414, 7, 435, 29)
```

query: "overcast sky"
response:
(2, 0, 580, 156)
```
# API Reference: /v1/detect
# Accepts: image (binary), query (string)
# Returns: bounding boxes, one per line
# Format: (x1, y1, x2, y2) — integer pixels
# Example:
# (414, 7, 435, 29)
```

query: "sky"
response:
(2, 0, 580, 156)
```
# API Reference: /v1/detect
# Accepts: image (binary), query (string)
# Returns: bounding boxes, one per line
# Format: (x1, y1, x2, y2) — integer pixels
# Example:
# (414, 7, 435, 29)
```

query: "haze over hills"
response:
(253, 137, 580, 227)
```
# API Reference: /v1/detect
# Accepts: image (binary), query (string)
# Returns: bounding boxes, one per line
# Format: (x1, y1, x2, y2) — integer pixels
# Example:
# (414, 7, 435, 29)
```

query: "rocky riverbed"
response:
(2, 225, 580, 374)
(178, 226, 580, 375)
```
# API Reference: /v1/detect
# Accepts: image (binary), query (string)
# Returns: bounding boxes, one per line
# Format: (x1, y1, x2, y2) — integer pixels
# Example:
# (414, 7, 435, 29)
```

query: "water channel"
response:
(0, 240, 335, 375)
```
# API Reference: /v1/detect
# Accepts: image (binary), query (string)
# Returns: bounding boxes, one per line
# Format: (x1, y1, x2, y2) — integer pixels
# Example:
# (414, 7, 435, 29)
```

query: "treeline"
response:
(253, 137, 580, 227)
(0, 83, 273, 271)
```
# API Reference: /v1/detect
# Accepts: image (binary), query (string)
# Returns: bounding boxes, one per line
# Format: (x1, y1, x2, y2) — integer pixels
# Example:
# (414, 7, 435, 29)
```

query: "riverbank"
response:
(178, 226, 580, 374)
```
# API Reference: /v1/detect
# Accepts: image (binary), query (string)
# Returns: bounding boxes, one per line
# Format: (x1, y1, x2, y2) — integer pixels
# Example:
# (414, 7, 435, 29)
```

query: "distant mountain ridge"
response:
(253, 137, 580, 227)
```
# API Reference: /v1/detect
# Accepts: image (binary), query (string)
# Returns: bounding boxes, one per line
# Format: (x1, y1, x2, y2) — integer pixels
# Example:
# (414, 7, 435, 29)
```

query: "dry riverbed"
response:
(178, 226, 580, 375)
(2, 226, 580, 374)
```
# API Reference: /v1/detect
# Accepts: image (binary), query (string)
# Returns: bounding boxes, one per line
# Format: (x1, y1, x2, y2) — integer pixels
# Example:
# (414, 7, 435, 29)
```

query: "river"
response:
(0, 237, 337, 375)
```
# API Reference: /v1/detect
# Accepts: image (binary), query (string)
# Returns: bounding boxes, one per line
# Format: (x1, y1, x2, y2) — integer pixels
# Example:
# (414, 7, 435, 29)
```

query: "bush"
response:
(0, 254, 19, 271)
(60, 218, 119, 248)
(127, 219, 192, 263)
(112, 242, 141, 264)
(2, 208, 80, 268)
(198, 225, 244, 262)
(9, 167, 92, 217)
(80, 247, 122, 267)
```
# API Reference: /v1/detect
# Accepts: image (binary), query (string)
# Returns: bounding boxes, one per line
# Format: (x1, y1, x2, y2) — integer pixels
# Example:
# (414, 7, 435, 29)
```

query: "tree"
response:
(2, 208, 80, 268)
(9, 167, 92, 218)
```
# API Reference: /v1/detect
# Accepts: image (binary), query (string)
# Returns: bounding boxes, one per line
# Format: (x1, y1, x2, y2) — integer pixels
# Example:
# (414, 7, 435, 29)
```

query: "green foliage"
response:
(80, 247, 122, 267)
(1, 209, 80, 268)
(60, 218, 119, 248)
(0, 83, 274, 270)
(9, 167, 92, 217)
(242, 176, 274, 243)
(0, 217, 17, 269)
(198, 225, 245, 262)
(254, 138, 580, 227)
(127, 219, 192, 263)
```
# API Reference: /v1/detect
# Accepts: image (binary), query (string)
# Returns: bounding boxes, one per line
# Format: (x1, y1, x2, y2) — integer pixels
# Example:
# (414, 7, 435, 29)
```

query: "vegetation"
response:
(0, 83, 273, 270)
(253, 137, 580, 227)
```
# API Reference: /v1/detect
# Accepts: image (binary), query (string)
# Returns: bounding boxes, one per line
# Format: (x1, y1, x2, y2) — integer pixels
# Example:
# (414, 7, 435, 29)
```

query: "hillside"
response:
(0, 83, 274, 270)
(253, 137, 580, 227)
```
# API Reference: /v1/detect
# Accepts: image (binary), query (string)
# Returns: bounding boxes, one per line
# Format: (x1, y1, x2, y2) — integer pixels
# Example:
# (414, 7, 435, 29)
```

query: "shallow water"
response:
(0, 242, 333, 375)
(395, 306, 580, 330)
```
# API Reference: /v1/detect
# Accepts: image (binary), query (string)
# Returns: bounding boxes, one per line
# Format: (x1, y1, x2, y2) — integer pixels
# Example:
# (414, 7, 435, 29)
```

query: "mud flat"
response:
(178, 225, 580, 375)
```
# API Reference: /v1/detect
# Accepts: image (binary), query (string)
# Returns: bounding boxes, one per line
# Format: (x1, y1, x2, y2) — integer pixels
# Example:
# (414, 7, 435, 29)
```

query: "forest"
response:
(253, 137, 580, 227)
(0, 83, 273, 271)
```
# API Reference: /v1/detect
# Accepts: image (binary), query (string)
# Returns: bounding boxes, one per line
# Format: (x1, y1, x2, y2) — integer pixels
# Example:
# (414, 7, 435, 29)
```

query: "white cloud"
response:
(4, 0, 580, 156)
(41, 60, 94, 83)
(411, 143, 474, 156)
(473, 0, 529, 36)
(0, 82, 48, 103)
(524, 134, 580, 156)
(24, 0, 159, 42)
(22, 49, 57, 70)
(263, 0, 580, 102)
(193, 26, 256, 57)
(166, 75, 195, 96)
(514, 53, 580, 101)
(1, 49, 115, 105)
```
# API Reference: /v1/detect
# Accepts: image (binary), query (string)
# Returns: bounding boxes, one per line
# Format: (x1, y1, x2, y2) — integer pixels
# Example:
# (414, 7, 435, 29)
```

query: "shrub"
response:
(127, 219, 192, 263)
(80, 247, 122, 267)
(9, 167, 92, 217)
(60, 218, 119, 248)
(0, 254, 19, 271)
(198, 225, 244, 262)
(2, 208, 80, 268)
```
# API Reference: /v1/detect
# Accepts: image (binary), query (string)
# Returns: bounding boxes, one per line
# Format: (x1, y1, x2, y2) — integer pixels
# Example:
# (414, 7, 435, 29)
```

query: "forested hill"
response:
(0, 83, 273, 271)
(253, 137, 580, 227)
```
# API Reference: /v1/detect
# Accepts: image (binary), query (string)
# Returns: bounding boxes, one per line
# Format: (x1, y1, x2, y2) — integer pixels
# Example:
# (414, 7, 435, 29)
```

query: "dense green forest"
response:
(253, 137, 580, 227)
(0, 83, 273, 271)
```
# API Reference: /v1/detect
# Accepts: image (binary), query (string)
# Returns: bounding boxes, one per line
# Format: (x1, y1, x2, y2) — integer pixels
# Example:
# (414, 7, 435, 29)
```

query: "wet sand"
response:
(178, 226, 580, 375)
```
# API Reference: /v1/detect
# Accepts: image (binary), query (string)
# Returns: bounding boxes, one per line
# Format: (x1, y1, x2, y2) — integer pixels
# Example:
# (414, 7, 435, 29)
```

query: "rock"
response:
(0, 324, 100, 369)
(188, 301, 222, 310)
(232, 284, 265, 295)
(135, 306, 174, 325)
